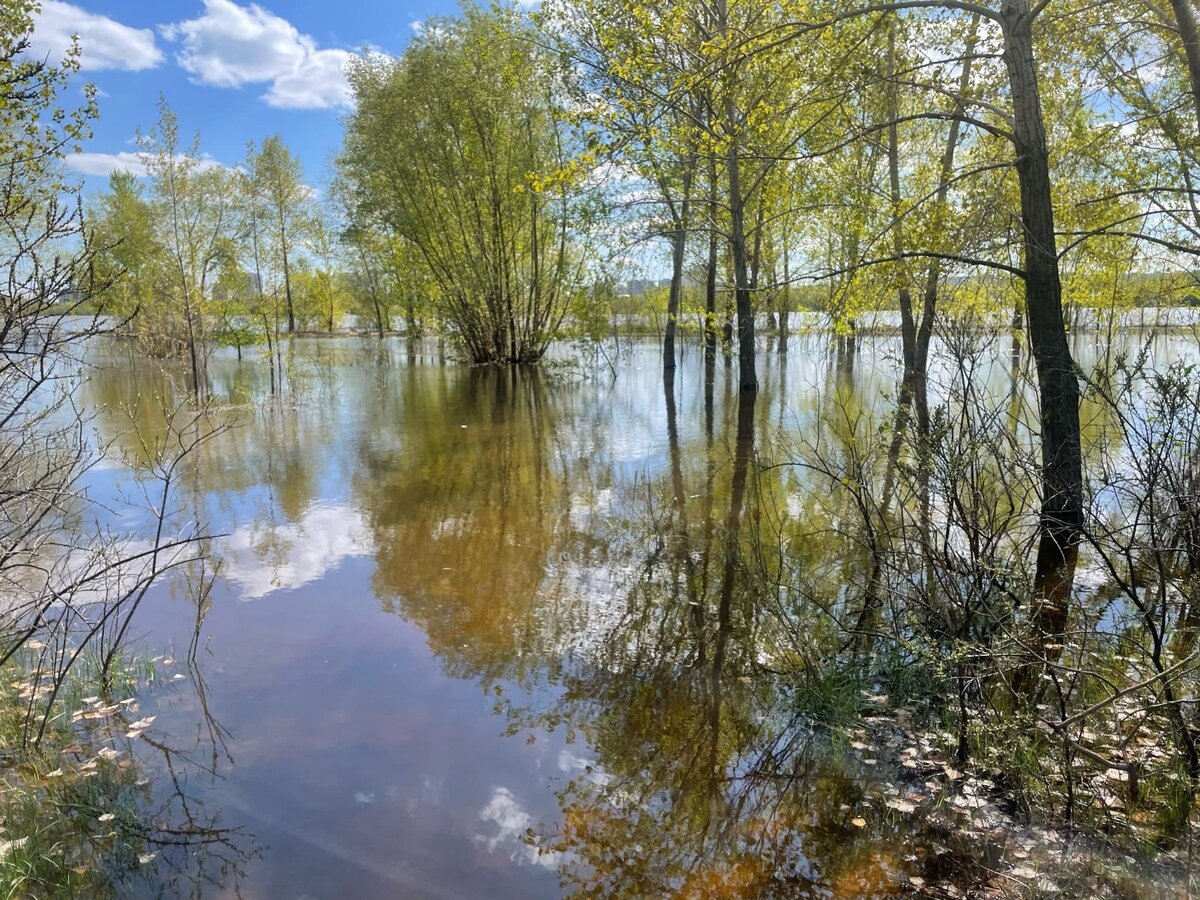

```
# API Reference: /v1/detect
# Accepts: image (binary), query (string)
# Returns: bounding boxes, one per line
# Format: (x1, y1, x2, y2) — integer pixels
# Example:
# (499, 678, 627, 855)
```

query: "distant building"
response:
(620, 278, 671, 297)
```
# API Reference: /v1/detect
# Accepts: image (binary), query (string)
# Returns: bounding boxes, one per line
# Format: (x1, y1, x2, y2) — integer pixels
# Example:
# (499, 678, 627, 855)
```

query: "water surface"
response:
(78, 331, 1192, 897)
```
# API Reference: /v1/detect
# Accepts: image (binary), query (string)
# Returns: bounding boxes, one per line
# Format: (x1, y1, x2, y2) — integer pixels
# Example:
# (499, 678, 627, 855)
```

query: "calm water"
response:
(73, 332, 1196, 898)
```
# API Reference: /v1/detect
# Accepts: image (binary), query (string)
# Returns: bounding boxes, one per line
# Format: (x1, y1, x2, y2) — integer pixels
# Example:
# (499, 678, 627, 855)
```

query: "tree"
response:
(249, 135, 311, 334)
(136, 98, 240, 398)
(89, 171, 160, 333)
(305, 207, 348, 334)
(340, 6, 595, 364)
(546, 0, 708, 377)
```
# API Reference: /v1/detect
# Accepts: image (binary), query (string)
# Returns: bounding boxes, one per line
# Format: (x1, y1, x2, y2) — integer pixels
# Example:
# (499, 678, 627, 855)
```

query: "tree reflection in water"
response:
(77, 334, 1199, 895)
(350, 351, 947, 895)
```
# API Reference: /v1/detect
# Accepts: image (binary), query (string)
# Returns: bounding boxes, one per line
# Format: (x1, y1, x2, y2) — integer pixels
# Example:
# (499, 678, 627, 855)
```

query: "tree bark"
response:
(279, 208, 295, 334)
(664, 168, 694, 375)
(665, 228, 686, 373)
(1167, 0, 1200, 131)
(887, 21, 917, 387)
(1001, 0, 1083, 642)
(705, 161, 719, 368)
(779, 245, 790, 354)
(726, 132, 757, 392)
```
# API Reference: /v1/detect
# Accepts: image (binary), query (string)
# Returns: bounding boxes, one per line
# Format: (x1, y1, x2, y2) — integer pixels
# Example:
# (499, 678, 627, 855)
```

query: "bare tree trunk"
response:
(1167, 0, 1200, 130)
(726, 136, 757, 392)
(280, 209, 296, 334)
(665, 227, 687, 373)
(779, 245, 790, 354)
(887, 20, 917, 390)
(705, 165, 719, 368)
(1001, 0, 1083, 644)
(664, 169, 694, 375)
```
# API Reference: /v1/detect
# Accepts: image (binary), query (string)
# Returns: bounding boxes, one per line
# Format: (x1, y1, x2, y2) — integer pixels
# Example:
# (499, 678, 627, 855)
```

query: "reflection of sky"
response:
(73, 331, 1200, 896)
(218, 503, 373, 600)
(477, 787, 564, 869)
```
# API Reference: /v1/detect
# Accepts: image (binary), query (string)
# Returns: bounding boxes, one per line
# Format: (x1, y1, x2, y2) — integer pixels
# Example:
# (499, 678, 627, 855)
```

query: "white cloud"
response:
(161, 0, 353, 110)
(30, 1, 163, 71)
(65, 150, 229, 178)
(66, 151, 148, 177)
(265, 46, 353, 110)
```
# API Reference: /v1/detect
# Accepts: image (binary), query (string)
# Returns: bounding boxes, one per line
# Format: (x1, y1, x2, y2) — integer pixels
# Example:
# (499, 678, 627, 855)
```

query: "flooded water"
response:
(73, 331, 1197, 898)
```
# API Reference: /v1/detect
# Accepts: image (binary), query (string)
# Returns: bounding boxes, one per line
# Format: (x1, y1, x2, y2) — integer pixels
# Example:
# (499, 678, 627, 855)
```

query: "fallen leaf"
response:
(0, 837, 28, 858)
(851, 817, 867, 828)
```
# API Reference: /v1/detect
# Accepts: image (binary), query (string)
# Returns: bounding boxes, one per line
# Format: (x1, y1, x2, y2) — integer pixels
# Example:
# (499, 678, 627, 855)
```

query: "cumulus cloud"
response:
(65, 150, 229, 178)
(66, 151, 148, 177)
(161, 0, 353, 110)
(30, 1, 163, 71)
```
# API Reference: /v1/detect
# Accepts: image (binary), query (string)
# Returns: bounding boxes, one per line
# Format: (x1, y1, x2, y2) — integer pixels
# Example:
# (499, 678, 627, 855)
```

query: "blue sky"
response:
(28, 0, 470, 191)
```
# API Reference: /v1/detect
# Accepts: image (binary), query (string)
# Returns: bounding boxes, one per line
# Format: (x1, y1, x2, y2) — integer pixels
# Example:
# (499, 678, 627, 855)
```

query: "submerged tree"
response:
(247, 135, 311, 334)
(340, 6, 595, 364)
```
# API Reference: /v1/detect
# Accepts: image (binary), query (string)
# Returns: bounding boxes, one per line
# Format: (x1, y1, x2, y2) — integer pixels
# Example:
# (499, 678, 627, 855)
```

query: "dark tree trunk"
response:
(280, 212, 295, 334)
(1168, 0, 1200, 130)
(1001, 0, 1083, 642)
(726, 136, 757, 392)
(887, 21, 917, 387)
(705, 159, 720, 366)
(665, 226, 686, 374)
(664, 167, 694, 375)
